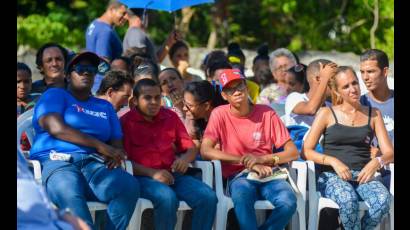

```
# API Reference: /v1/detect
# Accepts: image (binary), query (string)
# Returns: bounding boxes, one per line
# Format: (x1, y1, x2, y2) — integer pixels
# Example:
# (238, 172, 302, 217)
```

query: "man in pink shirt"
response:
(201, 69, 299, 230)
(120, 79, 217, 230)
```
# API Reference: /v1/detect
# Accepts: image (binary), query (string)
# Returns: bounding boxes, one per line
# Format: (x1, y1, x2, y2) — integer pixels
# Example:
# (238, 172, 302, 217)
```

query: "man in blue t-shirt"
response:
(85, 0, 127, 94)
(359, 49, 394, 190)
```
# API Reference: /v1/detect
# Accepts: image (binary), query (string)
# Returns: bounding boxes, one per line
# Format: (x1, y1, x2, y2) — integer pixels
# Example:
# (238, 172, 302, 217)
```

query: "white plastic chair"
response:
(306, 160, 393, 230)
(16, 109, 137, 227)
(126, 160, 214, 230)
(212, 159, 306, 230)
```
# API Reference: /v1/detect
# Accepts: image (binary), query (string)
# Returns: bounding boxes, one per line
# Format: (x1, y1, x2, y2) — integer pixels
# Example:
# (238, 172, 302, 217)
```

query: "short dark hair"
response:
(306, 59, 333, 79)
(126, 8, 145, 18)
(107, 0, 125, 10)
(133, 78, 160, 98)
(35, 43, 68, 74)
(169, 40, 189, 60)
(360, 49, 389, 69)
(17, 62, 32, 76)
(96, 70, 134, 96)
(111, 56, 131, 68)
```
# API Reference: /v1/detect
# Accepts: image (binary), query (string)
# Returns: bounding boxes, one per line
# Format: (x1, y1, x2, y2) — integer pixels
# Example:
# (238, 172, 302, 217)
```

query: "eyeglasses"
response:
(183, 100, 205, 112)
(72, 65, 98, 75)
(223, 81, 247, 95)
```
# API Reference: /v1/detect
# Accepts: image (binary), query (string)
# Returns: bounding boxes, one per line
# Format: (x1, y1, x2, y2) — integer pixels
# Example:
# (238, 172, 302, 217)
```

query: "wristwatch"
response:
(272, 155, 280, 166)
(57, 208, 72, 219)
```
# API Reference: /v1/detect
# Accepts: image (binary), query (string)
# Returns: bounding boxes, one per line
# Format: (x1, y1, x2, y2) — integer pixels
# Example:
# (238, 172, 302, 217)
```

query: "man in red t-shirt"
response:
(201, 69, 299, 230)
(120, 78, 217, 230)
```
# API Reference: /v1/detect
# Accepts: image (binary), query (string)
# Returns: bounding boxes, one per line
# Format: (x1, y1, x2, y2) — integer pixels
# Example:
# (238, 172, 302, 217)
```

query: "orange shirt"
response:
(204, 104, 290, 178)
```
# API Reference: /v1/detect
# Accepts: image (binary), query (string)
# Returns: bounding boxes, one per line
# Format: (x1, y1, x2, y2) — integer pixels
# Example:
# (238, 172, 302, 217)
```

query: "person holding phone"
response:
(29, 51, 140, 230)
(121, 78, 217, 230)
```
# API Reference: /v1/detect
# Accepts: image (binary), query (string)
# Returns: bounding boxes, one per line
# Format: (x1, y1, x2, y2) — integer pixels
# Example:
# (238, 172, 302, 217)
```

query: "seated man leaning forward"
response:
(201, 69, 299, 230)
(120, 78, 217, 230)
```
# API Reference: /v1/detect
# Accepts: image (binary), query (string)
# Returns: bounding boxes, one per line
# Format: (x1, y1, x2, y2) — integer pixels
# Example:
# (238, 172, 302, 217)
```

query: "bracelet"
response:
(376, 156, 385, 168)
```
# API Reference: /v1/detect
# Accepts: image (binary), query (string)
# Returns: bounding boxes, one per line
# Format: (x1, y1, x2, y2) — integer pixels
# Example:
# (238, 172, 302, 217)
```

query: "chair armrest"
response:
(27, 160, 42, 184)
(193, 160, 213, 188)
(211, 160, 226, 199)
(306, 160, 320, 219)
(290, 161, 307, 201)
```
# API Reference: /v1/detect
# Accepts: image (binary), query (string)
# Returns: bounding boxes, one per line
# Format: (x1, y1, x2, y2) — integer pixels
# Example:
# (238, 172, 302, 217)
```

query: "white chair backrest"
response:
(17, 109, 35, 155)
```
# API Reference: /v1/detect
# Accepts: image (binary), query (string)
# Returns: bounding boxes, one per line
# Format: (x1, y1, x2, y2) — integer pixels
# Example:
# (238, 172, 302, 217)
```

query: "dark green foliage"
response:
(17, 0, 394, 59)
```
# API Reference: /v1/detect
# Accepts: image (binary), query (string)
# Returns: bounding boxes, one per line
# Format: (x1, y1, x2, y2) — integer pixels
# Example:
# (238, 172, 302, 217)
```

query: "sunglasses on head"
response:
(287, 64, 305, 73)
(72, 65, 98, 75)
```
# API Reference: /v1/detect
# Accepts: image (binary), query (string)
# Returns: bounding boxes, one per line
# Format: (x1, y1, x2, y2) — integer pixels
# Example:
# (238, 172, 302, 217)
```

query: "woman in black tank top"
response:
(303, 66, 394, 230)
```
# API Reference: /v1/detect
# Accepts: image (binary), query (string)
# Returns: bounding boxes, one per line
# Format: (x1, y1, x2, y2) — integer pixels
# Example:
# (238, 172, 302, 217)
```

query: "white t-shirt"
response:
(285, 92, 315, 128)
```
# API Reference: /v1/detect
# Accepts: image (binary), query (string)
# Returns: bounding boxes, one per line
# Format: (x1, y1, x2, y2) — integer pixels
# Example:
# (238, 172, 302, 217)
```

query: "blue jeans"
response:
(41, 153, 140, 230)
(136, 173, 217, 230)
(228, 174, 297, 230)
(318, 170, 391, 230)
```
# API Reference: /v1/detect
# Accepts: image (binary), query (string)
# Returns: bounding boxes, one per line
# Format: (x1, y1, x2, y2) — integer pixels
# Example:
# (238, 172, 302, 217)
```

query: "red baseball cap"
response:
(218, 69, 244, 89)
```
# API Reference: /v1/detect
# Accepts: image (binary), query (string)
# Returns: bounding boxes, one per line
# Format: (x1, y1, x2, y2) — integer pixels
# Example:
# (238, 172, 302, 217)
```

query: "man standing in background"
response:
(123, 8, 181, 64)
(85, 0, 127, 93)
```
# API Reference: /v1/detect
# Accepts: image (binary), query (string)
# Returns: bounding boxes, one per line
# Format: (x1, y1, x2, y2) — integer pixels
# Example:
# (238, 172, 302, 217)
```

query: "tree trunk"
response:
(206, 0, 229, 49)
(207, 30, 218, 49)
(370, 0, 379, 49)
(179, 7, 196, 38)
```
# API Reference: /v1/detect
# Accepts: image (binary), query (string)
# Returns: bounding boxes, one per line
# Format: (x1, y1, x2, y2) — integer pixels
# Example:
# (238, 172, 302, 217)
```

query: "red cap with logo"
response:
(218, 69, 244, 89)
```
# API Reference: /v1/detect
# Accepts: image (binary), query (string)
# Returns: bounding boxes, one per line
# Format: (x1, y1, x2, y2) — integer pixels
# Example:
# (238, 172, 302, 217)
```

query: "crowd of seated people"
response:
(18, 2, 394, 229)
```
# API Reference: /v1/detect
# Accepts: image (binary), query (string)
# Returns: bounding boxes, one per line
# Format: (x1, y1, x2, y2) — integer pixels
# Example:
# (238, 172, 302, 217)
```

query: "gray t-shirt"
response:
(360, 90, 394, 145)
(123, 27, 157, 63)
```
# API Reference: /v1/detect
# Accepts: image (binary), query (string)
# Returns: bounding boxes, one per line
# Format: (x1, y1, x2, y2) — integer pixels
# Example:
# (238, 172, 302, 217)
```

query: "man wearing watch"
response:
(201, 69, 299, 230)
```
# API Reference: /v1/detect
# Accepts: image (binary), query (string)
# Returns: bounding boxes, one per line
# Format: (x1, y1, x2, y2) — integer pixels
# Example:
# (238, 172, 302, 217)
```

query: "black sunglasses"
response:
(72, 65, 98, 75)
(223, 81, 247, 95)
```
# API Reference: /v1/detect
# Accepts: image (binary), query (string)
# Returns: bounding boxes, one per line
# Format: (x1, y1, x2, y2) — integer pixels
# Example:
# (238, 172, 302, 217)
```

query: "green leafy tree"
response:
(17, 0, 393, 59)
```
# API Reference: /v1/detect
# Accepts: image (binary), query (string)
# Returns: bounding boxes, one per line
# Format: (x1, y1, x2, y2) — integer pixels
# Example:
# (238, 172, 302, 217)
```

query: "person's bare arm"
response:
(61, 213, 91, 230)
(200, 138, 242, 163)
(241, 140, 299, 169)
(156, 30, 181, 63)
(357, 108, 394, 184)
(39, 113, 125, 163)
(292, 62, 337, 115)
(172, 147, 198, 173)
(131, 161, 175, 185)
